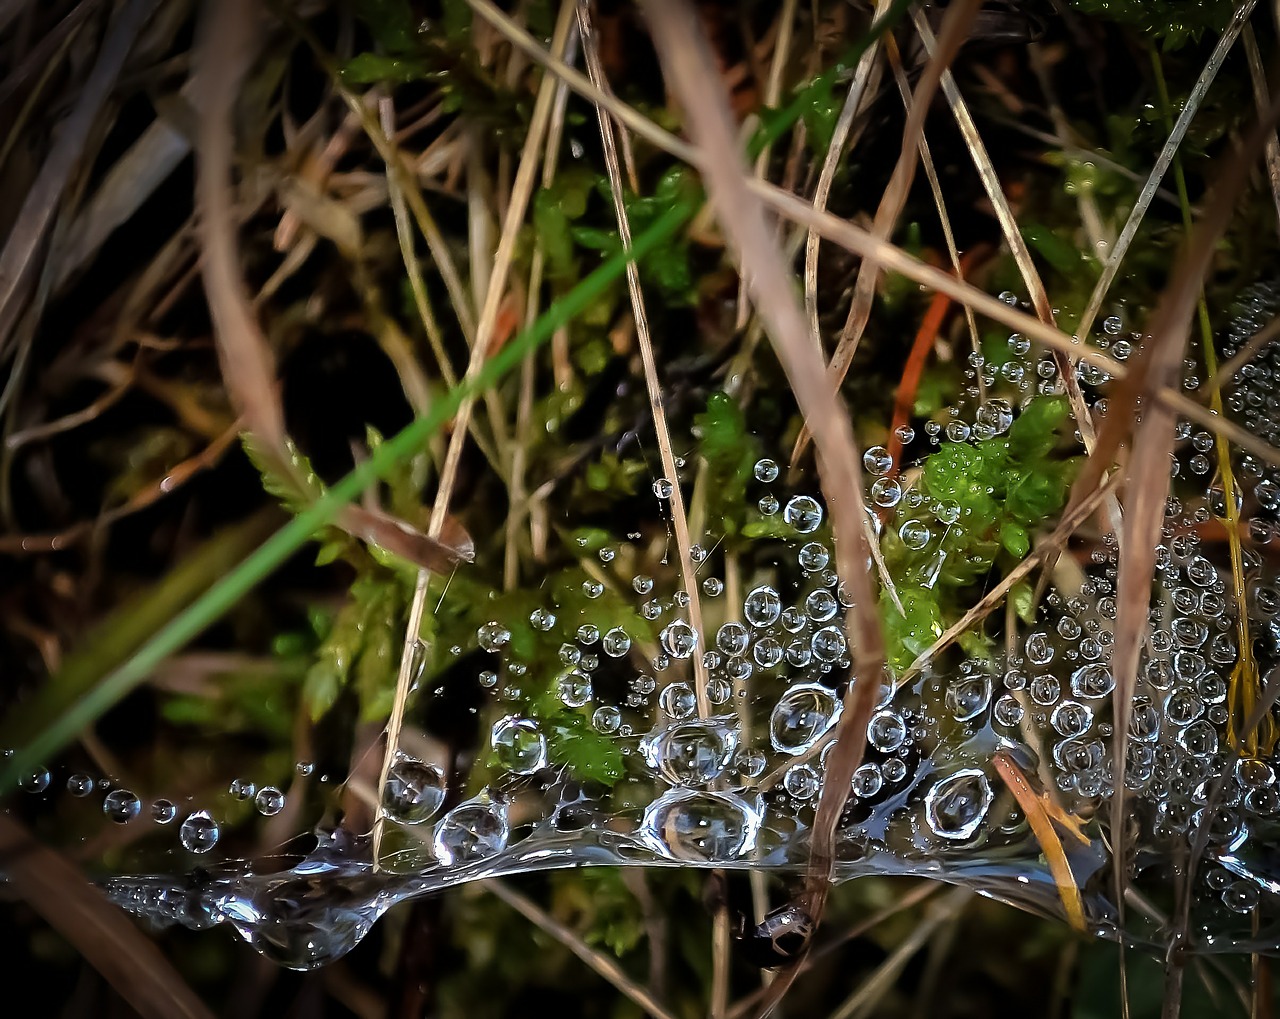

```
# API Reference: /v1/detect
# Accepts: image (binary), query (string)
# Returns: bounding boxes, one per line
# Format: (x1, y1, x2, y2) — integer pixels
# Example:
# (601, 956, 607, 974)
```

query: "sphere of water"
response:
(638, 788, 761, 862)
(602, 627, 632, 657)
(180, 811, 220, 853)
(492, 716, 548, 775)
(433, 799, 509, 866)
(660, 620, 699, 659)
(641, 718, 738, 785)
(783, 496, 823, 534)
(382, 757, 447, 824)
(477, 621, 511, 652)
(754, 458, 779, 483)
(798, 542, 829, 571)
(924, 769, 993, 841)
(103, 789, 142, 824)
(660, 682, 696, 718)
(784, 764, 820, 799)
(255, 787, 286, 816)
(770, 683, 842, 755)
(744, 586, 782, 627)
(867, 710, 907, 753)
(152, 799, 177, 824)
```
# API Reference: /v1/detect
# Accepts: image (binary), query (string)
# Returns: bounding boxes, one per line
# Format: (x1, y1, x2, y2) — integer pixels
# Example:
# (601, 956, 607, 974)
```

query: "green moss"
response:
(1068, 0, 1235, 49)
(879, 395, 1079, 670)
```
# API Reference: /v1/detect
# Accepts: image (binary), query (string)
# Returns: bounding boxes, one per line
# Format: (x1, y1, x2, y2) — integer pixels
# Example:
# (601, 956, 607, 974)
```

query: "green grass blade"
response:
(1, 199, 695, 790)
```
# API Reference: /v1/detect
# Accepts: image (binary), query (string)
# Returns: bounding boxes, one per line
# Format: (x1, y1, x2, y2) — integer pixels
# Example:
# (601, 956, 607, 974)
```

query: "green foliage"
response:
(302, 570, 409, 721)
(545, 712, 624, 786)
(879, 396, 1079, 671)
(693, 391, 758, 540)
(1067, 0, 1234, 49)
(549, 868, 645, 957)
(342, 0, 525, 135)
(568, 167, 703, 307)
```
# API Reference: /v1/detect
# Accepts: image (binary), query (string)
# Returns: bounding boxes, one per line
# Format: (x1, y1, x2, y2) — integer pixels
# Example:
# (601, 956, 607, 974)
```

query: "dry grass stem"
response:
(642, 3, 887, 1014)
(488, 880, 683, 1019)
(815, 0, 981, 412)
(1075, 0, 1256, 344)
(909, 9, 1101, 461)
(802, 2, 889, 354)
(0, 813, 217, 1019)
(372, 0, 578, 864)
(0, 0, 155, 356)
(579, 0, 712, 715)
(1243, 25, 1280, 241)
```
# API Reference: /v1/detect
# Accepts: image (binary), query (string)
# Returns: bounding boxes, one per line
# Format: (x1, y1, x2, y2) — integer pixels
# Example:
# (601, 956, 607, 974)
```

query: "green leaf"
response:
(1021, 223, 1087, 277)
(999, 521, 1031, 559)
(1007, 395, 1071, 461)
(1010, 581, 1036, 625)
(548, 713, 624, 786)
(341, 52, 432, 84)
(303, 664, 342, 722)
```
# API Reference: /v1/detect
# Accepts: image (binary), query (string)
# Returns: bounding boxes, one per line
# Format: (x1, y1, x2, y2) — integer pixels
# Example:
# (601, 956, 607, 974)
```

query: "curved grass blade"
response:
(0, 199, 695, 791)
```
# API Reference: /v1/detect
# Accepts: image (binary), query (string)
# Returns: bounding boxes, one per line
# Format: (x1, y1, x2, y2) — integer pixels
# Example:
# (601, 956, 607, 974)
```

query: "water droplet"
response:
(653, 478, 674, 499)
(103, 789, 142, 824)
(660, 620, 699, 659)
(798, 542, 829, 571)
(660, 682, 697, 718)
(18, 768, 50, 794)
(864, 446, 893, 476)
(492, 716, 548, 775)
(250, 786, 283, 816)
(717, 621, 750, 655)
(557, 670, 593, 707)
(754, 459, 779, 483)
(924, 769, 992, 841)
(602, 627, 632, 657)
(638, 788, 761, 862)
(180, 811, 221, 853)
(899, 520, 931, 550)
(433, 799, 509, 866)
(770, 683, 842, 755)
(867, 710, 906, 752)
(640, 718, 738, 785)
(478, 621, 511, 652)
(784, 764, 820, 799)
(152, 799, 177, 824)
(744, 586, 782, 627)
(592, 705, 622, 733)
(783, 496, 823, 534)
(66, 773, 94, 797)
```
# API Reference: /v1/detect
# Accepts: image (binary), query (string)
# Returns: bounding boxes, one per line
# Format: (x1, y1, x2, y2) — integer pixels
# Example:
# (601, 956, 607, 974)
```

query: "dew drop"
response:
(103, 789, 142, 824)
(180, 810, 221, 853)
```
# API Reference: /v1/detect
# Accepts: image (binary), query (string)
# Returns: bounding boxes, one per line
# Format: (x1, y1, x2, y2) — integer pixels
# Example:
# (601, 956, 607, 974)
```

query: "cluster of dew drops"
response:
(17, 288, 1280, 941)
(9, 754, 316, 856)
(371, 289, 1280, 932)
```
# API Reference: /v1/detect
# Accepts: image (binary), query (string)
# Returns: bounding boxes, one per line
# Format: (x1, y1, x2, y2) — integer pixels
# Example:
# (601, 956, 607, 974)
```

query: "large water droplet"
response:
(433, 798, 509, 866)
(491, 716, 548, 775)
(638, 788, 762, 862)
(924, 769, 992, 841)
(640, 718, 739, 786)
(382, 757, 446, 824)
(103, 789, 142, 824)
(770, 683, 842, 755)
(180, 810, 221, 853)
(744, 586, 782, 627)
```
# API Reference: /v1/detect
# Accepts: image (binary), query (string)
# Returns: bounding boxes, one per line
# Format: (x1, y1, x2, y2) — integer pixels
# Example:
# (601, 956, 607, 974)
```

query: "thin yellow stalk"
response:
(372, 0, 579, 864)
(579, 0, 712, 716)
